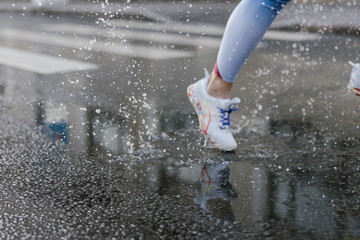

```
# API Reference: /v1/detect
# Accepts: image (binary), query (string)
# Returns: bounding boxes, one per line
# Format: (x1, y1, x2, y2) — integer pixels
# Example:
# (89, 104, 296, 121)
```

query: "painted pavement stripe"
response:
(264, 30, 320, 41)
(0, 28, 194, 60)
(109, 20, 320, 41)
(109, 20, 225, 36)
(44, 22, 319, 47)
(0, 45, 98, 74)
(42, 23, 222, 48)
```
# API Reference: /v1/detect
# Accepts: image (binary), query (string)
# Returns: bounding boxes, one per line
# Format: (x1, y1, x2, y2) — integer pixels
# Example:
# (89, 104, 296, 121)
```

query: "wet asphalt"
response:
(0, 2, 360, 239)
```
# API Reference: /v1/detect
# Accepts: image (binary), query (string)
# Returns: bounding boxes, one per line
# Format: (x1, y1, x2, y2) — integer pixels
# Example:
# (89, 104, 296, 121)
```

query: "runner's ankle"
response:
(206, 73, 233, 99)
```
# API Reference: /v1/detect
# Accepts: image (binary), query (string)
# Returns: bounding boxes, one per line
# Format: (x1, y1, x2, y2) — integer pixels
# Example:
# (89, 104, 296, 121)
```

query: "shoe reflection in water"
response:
(190, 162, 238, 221)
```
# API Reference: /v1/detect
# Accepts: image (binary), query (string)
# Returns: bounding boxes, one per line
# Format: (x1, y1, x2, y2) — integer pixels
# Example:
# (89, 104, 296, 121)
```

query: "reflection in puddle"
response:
(88, 108, 129, 155)
(272, 170, 337, 238)
(346, 209, 360, 239)
(230, 163, 269, 227)
(0, 83, 5, 95)
(34, 101, 133, 154)
(35, 100, 69, 143)
(189, 163, 238, 220)
(137, 159, 352, 238)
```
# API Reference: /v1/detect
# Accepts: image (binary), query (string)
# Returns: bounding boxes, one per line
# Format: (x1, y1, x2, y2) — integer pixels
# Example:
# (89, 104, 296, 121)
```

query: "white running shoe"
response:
(187, 70, 240, 151)
(348, 62, 360, 96)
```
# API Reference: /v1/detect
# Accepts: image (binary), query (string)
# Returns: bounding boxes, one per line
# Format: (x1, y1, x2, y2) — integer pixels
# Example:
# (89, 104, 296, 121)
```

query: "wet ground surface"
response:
(0, 5, 360, 239)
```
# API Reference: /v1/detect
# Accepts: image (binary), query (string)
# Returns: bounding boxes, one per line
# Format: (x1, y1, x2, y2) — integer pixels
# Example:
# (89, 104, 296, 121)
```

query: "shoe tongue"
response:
(219, 97, 240, 109)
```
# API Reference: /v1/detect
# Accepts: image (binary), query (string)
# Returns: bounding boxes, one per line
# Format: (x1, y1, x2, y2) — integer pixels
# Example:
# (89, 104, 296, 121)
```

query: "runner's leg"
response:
(207, 0, 291, 98)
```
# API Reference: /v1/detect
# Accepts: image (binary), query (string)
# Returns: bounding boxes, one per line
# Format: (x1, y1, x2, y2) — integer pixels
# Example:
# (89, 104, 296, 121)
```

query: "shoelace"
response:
(218, 106, 241, 130)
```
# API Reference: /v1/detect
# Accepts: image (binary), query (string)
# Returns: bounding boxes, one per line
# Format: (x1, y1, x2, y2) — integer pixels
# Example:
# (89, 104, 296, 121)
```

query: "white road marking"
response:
(0, 22, 319, 76)
(0, 28, 194, 60)
(264, 30, 320, 41)
(109, 20, 320, 41)
(0, 45, 98, 74)
(42, 23, 222, 48)
(46, 22, 319, 46)
(109, 20, 225, 36)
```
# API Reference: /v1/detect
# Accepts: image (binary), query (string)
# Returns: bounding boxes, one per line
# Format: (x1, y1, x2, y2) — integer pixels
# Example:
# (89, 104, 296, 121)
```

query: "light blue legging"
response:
(214, 0, 291, 83)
